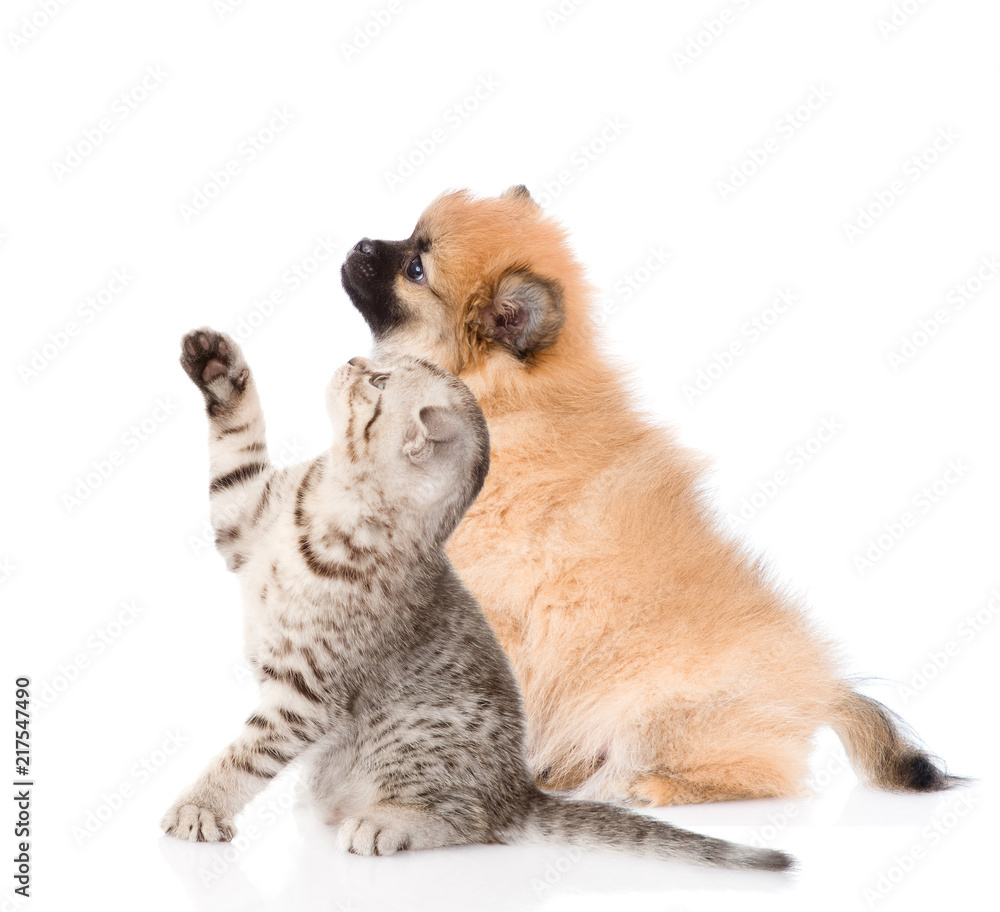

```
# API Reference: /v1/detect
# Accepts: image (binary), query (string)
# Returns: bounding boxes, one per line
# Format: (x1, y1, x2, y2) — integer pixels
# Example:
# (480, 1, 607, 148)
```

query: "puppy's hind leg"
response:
(613, 736, 812, 807)
(569, 711, 812, 807)
(624, 764, 802, 807)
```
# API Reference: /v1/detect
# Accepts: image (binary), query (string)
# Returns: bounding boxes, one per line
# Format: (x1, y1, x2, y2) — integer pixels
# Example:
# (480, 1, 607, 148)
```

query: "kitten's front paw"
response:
(161, 802, 235, 843)
(180, 329, 250, 416)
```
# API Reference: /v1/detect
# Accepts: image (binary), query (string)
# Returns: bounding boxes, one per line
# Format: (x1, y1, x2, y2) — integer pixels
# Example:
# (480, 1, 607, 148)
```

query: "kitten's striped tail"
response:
(518, 792, 793, 872)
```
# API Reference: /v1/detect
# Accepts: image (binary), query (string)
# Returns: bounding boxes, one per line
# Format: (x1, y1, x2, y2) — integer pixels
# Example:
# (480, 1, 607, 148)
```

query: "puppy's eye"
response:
(404, 255, 425, 283)
(370, 375, 388, 390)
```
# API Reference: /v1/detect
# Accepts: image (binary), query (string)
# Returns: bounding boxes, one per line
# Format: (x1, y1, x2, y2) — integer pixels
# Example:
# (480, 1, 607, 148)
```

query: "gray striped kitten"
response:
(161, 328, 791, 872)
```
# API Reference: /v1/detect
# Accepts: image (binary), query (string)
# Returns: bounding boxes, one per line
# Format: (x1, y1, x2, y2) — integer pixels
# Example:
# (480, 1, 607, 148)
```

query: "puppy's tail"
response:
(830, 689, 966, 792)
(515, 791, 793, 872)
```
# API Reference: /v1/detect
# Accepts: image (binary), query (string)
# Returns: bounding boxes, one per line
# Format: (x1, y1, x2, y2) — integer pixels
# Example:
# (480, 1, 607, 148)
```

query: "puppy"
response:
(339, 186, 962, 806)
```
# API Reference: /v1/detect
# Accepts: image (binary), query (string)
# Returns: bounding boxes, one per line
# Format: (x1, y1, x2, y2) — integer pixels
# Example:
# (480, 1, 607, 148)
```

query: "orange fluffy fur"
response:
(361, 187, 959, 805)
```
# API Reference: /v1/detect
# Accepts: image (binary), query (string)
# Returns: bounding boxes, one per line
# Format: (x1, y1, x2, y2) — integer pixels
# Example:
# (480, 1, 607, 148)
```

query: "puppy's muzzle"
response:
(344, 240, 378, 283)
(341, 237, 408, 338)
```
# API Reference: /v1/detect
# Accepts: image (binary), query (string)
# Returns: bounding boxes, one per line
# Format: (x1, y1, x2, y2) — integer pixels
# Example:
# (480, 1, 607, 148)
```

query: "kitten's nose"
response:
(348, 356, 376, 371)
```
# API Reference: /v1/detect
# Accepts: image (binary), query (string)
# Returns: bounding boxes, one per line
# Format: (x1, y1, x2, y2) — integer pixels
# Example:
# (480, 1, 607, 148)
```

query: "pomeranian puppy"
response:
(339, 186, 961, 805)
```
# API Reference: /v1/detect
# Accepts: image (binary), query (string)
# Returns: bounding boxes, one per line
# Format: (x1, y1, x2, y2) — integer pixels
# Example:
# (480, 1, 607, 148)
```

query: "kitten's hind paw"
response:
(337, 814, 411, 856)
(336, 805, 459, 856)
(161, 802, 235, 843)
(180, 328, 250, 416)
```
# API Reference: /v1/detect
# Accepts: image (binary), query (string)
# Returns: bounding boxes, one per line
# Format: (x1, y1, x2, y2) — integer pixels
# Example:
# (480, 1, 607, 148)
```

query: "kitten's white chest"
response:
(237, 516, 301, 654)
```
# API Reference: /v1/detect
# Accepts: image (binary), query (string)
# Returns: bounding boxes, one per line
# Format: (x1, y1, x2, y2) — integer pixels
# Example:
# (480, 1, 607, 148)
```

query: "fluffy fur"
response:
(160, 328, 791, 871)
(339, 186, 963, 806)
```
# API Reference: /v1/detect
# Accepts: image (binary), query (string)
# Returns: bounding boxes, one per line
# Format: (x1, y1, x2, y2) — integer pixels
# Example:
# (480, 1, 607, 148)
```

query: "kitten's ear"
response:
(402, 405, 460, 464)
(474, 270, 564, 359)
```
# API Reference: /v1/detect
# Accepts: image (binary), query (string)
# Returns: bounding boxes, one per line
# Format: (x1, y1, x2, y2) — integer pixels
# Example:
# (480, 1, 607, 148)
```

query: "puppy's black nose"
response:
(354, 238, 375, 255)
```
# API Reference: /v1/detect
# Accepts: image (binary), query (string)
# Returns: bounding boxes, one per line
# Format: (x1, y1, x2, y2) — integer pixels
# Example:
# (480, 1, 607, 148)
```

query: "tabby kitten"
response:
(160, 328, 791, 871)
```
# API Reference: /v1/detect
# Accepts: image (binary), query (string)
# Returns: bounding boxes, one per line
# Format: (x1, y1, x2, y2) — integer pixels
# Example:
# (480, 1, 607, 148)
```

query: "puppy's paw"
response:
(336, 814, 411, 856)
(619, 774, 680, 808)
(180, 329, 250, 416)
(161, 802, 235, 843)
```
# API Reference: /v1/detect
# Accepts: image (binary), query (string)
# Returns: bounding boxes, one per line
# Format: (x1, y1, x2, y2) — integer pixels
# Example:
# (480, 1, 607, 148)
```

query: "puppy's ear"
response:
(474, 270, 564, 359)
(402, 405, 460, 464)
(501, 184, 539, 208)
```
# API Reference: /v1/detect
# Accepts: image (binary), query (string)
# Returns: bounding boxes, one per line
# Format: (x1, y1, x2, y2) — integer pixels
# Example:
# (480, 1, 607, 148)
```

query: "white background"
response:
(2, 1, 997, 910)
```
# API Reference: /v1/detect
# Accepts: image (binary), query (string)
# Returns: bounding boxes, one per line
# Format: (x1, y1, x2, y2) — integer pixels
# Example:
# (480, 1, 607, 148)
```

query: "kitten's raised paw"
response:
(180, 328, 250, 416)
(161, 802, 235, 843)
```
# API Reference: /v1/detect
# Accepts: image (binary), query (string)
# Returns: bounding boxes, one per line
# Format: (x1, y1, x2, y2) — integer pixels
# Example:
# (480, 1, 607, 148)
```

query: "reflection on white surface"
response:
(51, 748, 986, 912)
(138, 774, 987, 912)
(28, 643, 983, 912)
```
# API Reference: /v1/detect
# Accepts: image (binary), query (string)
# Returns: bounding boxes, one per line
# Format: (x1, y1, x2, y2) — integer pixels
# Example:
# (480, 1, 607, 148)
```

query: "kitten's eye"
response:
(404, 255, 425, 283)
(370, 375, 388, 390)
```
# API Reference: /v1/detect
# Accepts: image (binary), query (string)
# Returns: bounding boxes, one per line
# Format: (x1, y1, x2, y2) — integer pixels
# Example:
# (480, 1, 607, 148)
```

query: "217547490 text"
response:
(13, 678, 31, 901)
